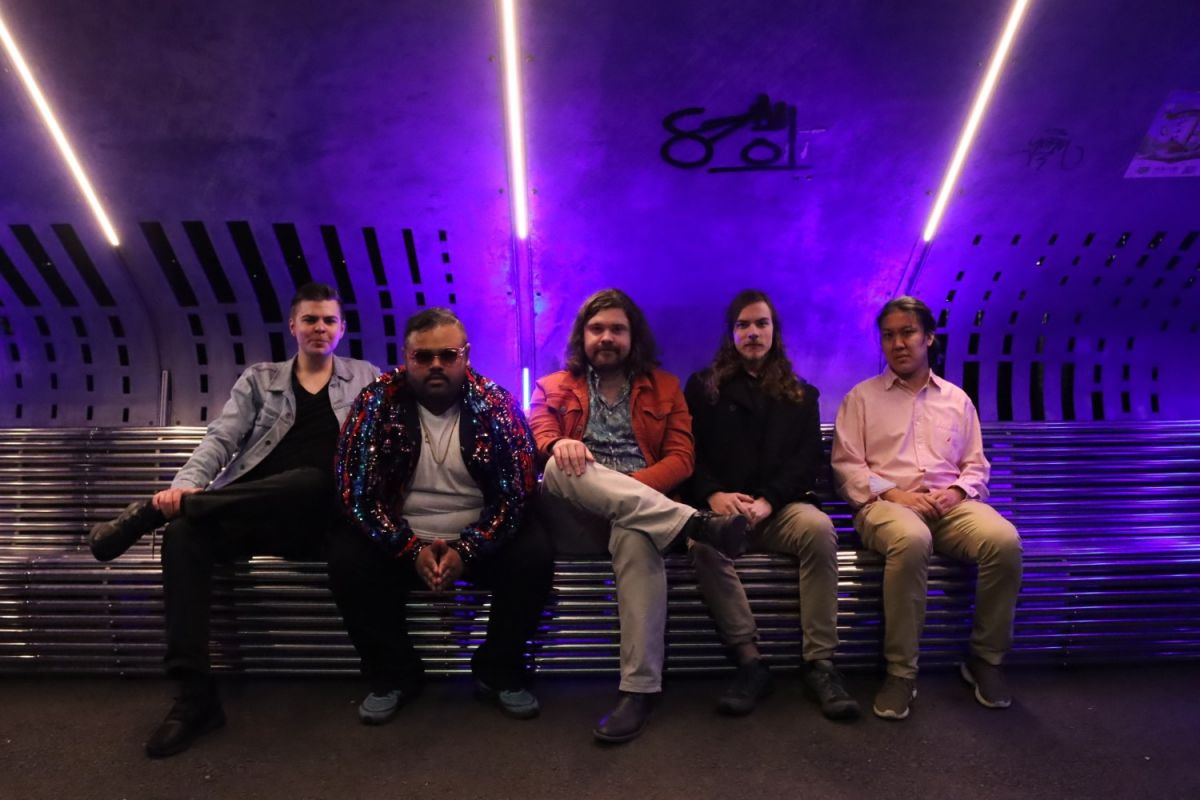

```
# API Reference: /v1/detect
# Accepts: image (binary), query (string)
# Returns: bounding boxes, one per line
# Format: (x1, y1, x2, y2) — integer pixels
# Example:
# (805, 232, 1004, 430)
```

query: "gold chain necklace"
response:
(419, 409, 460, 465)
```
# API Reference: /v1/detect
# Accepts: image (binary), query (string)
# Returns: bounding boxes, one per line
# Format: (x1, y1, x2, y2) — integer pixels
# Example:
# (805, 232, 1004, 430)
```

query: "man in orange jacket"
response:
(529, 288, 748, 743)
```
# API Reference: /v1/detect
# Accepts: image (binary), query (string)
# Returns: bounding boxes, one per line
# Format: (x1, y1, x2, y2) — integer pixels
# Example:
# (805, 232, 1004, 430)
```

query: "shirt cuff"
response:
(868, 474, 897, 498)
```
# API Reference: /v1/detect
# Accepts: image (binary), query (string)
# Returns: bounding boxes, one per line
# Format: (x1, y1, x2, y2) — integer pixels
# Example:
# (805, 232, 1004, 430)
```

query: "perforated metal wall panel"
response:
(0, 1, 1197, 424)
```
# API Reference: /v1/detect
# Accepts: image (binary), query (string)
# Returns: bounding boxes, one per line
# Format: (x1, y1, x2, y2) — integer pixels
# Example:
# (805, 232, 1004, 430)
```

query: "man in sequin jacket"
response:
(329, 307, 552, 724)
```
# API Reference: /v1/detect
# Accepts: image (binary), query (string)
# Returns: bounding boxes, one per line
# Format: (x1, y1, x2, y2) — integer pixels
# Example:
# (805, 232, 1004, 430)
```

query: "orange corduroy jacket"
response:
(528, 368, 694, 496)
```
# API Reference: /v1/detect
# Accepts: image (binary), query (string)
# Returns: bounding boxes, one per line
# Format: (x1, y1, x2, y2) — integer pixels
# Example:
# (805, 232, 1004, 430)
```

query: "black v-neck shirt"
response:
(238, 372, 339, 483)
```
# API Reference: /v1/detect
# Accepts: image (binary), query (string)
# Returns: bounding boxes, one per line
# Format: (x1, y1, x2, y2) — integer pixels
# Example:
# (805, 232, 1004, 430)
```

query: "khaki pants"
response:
(855, 499, 1023, 679)
(691, 501, 840, 662)
(540, 460, 694, 693)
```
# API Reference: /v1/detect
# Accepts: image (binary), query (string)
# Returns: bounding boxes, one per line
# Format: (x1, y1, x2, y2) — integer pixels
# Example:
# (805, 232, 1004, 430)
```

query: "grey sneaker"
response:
(474, 680, 541, 720)
(716, 659, 773, 716)
(872, 675, 917, 720)
(358, 687, 418, 725)
(802, 659, 860, 720)
(960, 657, 1012, 709)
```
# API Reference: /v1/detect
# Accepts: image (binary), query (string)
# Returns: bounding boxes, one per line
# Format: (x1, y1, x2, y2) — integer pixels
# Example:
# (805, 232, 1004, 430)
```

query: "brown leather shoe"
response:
(593, 691, 656, 743)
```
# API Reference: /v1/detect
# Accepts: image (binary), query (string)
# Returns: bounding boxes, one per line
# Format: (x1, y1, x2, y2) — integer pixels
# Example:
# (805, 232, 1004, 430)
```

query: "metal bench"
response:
(2, 422, 1199, 676)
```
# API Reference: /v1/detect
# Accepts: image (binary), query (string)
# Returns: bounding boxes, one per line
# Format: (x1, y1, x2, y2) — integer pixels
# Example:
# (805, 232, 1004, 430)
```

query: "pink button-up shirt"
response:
(831, 368, 990, 510)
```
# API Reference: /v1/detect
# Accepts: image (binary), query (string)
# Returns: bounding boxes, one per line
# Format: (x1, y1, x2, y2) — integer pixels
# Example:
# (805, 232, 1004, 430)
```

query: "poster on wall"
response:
(1125, 90, 1200, 178)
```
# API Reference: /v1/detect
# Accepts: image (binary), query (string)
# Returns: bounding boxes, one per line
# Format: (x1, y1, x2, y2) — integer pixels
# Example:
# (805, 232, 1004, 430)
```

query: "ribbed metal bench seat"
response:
(2, 422, 1199, 676)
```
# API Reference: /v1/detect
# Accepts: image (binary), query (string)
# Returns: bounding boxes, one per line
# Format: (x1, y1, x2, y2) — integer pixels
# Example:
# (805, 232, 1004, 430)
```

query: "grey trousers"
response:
(540, 460, 694, 693)
(855, 499, 1023, 679)
(691, 501, 841, 662)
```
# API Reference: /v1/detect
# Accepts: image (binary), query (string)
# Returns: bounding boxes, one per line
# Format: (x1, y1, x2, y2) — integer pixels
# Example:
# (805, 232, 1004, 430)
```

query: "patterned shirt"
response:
(583, 368, 647, 475)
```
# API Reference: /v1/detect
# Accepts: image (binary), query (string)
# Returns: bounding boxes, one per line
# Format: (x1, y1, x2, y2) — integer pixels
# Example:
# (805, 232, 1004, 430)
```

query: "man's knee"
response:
(980, 519, 1023, 571)
(874, 520, 933, 568)
(541, 458, 567, 493)
(778, 504, 838, 557)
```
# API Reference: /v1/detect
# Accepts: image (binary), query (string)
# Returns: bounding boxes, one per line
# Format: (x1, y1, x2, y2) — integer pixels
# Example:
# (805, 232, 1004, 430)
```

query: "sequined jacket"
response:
(335, 367, 537, 565)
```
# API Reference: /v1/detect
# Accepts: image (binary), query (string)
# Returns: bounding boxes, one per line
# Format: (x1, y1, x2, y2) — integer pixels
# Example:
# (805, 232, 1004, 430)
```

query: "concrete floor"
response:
(2, 664, 1197, 800)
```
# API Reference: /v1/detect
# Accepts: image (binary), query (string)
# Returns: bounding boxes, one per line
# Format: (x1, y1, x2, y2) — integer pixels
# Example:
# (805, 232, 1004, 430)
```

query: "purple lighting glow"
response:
(499, 0, 530, 240)
(922, 0, 1031, 243)
(0, 11, 120, 246)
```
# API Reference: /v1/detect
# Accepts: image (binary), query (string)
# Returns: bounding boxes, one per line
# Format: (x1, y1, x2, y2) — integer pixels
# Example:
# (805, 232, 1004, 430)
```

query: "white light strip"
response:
(0, 13, 120, 246)
(499, 0, 530, 239)
(521, 367, 531, 412)
(922, 0, 1031, 243)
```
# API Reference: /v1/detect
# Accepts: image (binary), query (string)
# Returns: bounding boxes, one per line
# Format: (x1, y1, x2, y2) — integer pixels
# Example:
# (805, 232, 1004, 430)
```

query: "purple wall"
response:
(0, 0, 1197, 425)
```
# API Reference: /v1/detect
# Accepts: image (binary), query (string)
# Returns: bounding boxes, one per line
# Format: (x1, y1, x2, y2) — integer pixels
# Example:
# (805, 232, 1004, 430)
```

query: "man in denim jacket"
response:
(88, 282, 378, 758)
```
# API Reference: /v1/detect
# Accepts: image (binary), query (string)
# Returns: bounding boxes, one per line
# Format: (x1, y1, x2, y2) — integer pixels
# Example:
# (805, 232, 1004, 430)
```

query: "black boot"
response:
(89, 500, 166, 562)
(680, 512, 749, 559)
(716, 659, 773, 716)
(144, 678, 225, 758)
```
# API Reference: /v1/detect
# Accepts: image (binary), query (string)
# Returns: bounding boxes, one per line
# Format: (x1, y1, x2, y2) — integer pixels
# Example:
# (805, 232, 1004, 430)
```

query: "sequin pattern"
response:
(335, 366, 536, 564)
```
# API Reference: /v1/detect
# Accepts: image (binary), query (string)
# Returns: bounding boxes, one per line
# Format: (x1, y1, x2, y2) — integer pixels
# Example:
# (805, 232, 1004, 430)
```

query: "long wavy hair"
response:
(565, 289, 660, 377)
(700, 289, 805, 404)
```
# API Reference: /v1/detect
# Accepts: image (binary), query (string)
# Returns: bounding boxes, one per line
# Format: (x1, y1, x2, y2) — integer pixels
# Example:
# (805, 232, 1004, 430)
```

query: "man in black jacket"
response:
(685, 290, 859, 720)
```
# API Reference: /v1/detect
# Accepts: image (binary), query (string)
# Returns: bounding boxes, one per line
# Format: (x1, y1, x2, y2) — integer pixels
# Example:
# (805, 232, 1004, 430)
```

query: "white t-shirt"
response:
(400, 403, 484, 541)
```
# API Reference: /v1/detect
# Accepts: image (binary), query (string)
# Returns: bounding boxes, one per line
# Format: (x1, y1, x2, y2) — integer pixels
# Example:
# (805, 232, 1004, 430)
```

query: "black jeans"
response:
(161, 467, 336, 678)
(327, 519, 553, 693)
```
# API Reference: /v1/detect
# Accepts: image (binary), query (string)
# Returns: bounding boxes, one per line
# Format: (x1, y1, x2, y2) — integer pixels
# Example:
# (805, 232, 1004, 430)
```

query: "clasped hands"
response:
(415, 539, 464, 591)
(881, 485, 966, 520)
(707, 492, 771, 527)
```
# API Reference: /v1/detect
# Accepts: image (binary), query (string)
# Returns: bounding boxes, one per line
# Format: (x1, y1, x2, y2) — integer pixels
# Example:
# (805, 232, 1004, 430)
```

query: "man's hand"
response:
(551, 438, 595, 477)
(880, 488, 943, 520)
(433, 543, 464, 590)
(152, 487, 203, 519)
(746, 497, 773, 527)
(708, 491, 754, 517)
(930, 486, 967, 515)
(415, 545, 440, 590)
(417, 539, 465, 591)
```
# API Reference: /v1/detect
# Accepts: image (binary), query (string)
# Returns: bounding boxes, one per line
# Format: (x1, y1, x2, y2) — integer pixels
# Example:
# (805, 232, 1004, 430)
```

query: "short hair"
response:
(404, 307, 468, 345)
(565, 288, 659, 377)
(876, 295, 937, 335)
(289, 282, 341, 317)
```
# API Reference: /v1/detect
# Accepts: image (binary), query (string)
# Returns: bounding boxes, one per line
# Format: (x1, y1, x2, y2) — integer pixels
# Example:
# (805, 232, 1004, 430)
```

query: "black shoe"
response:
(716, 659, 773, 716)
(144, 685, 225, 758)
(803, 659, 861, 720)
(682, 512, 749, 559)
(89, 500, 166, 562)
(593, 691, 656, 743)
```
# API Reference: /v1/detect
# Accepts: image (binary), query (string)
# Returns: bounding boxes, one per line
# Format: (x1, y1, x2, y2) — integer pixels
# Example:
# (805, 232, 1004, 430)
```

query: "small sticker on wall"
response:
(1125, 90, 1200, 178)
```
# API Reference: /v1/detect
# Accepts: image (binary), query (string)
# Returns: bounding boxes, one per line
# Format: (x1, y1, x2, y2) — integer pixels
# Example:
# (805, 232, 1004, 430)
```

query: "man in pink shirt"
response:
(832, 296, 1022, 721)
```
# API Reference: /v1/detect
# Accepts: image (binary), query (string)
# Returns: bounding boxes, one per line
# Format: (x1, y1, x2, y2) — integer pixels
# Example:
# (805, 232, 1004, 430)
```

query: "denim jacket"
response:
(172, 355, 380, 491)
